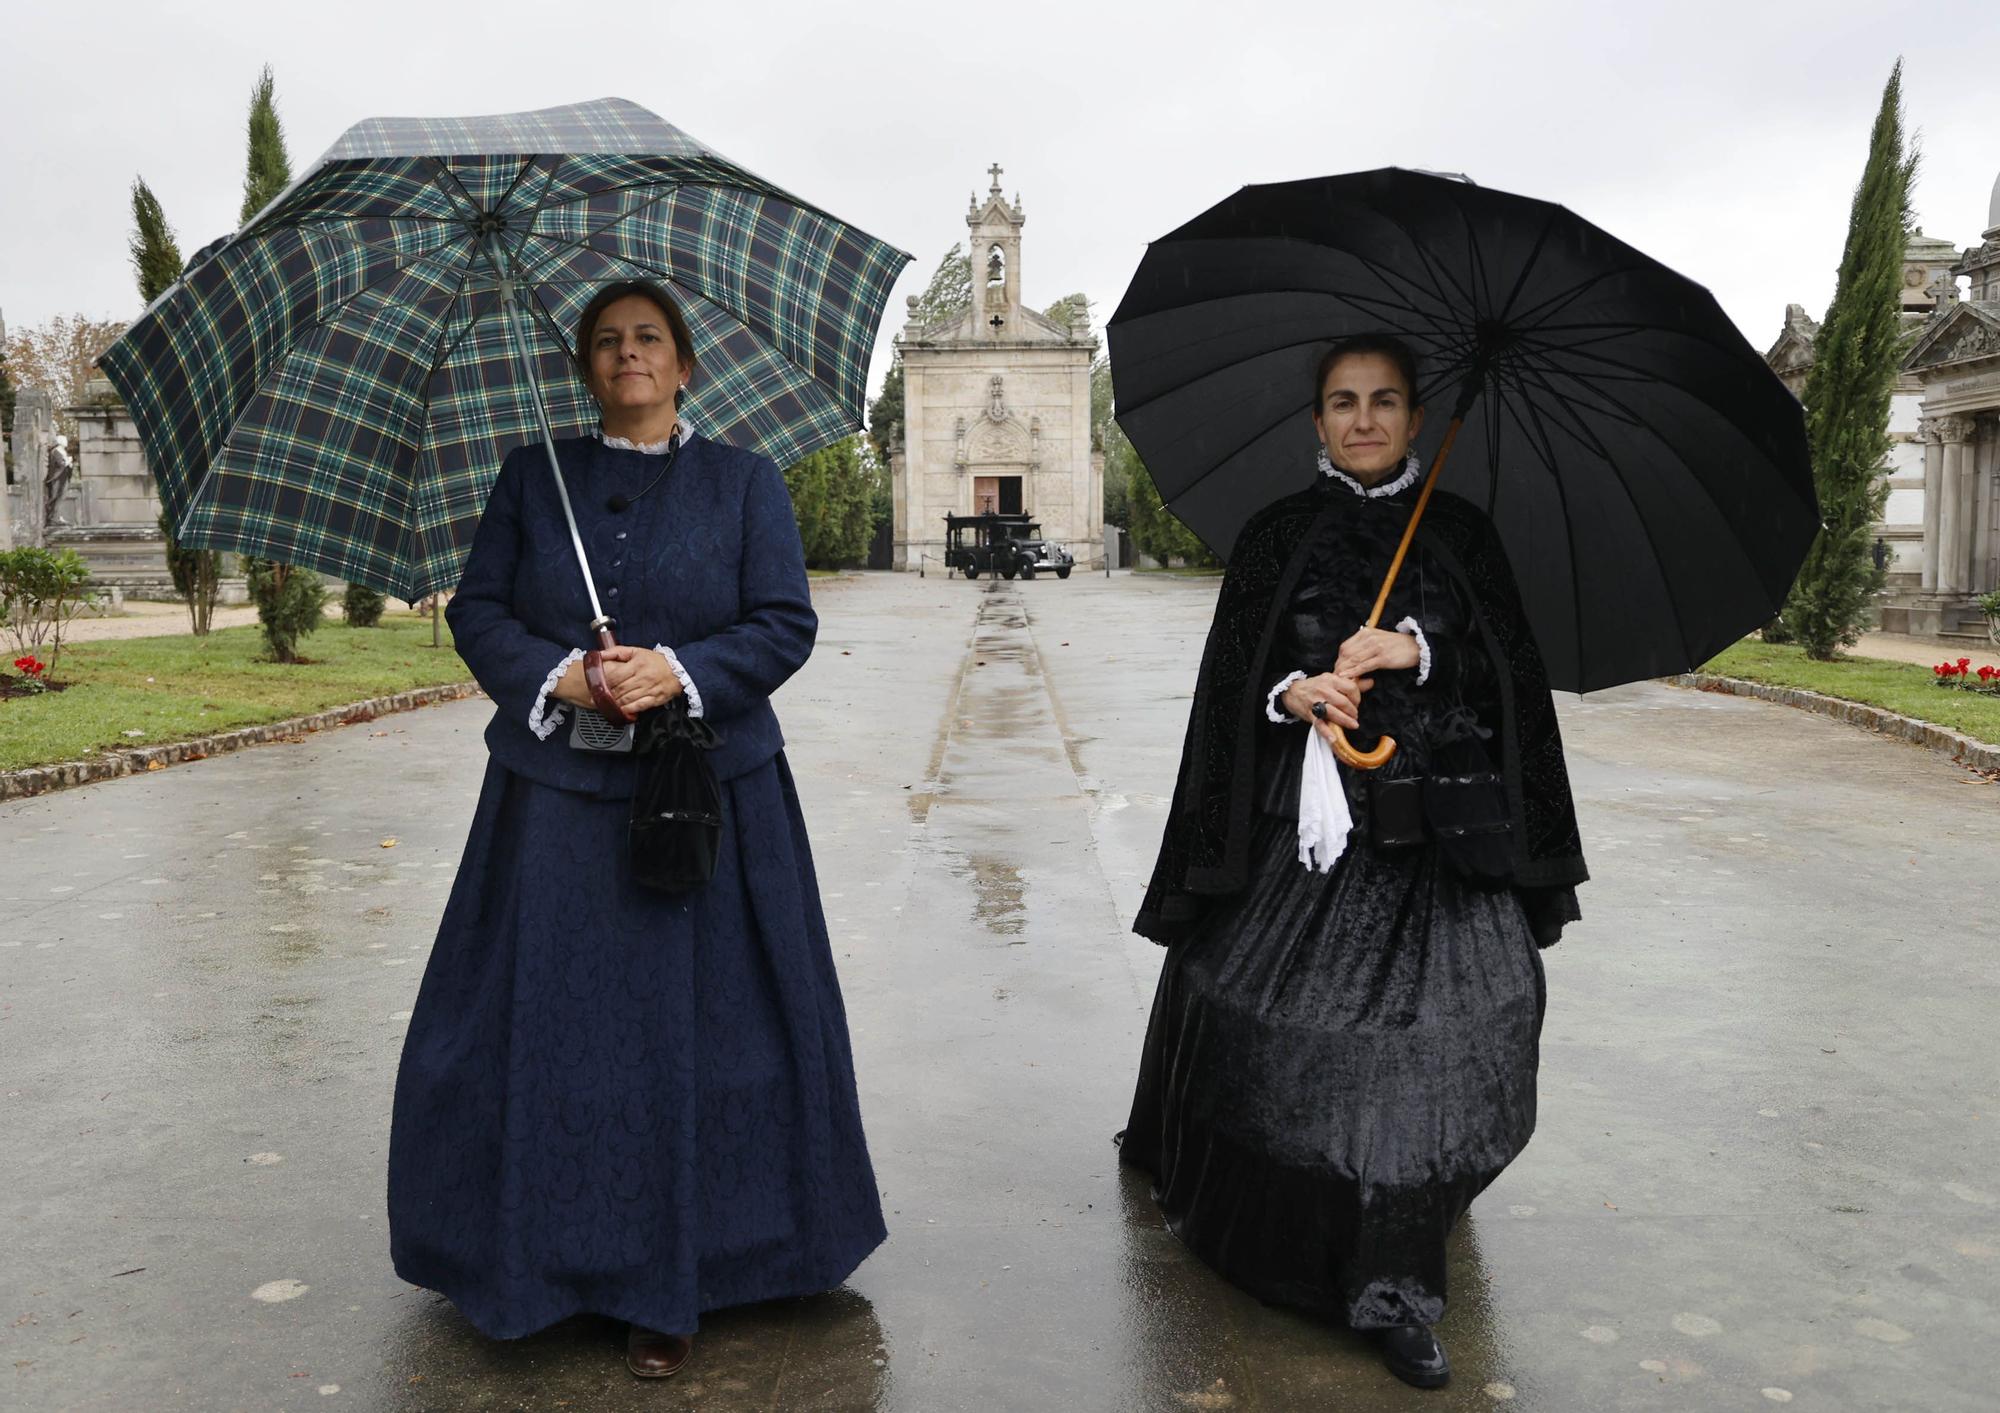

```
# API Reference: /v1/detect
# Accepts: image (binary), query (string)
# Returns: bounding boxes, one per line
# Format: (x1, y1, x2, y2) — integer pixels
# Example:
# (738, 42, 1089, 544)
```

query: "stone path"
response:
(4, 572, 1995, 1411)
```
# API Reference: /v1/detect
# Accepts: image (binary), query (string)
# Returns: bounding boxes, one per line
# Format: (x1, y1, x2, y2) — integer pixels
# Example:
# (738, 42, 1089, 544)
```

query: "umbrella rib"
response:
(1109, 302, 1473, 425)
(1508, 342, 1805, 598)
(1502, 264, 1654, 331)
(1511, 329, 1811, 502)
(280, 234, 474, 348)
(422, 264, 481, 385)
(511, 171, 681, 223)
(1367, 202, 1476, 312)
(1154, 233, 1466, 332)
(1515, 320, 1775, 376)
(1494, 208, 1559, 324)
(1496, 357, 1698, 670)
(1458, 197, 1499, 318)
(517, 187, 683, 283)
(1483, 363, 1591, 679)
(427, 157, 484, 215)
(491, 155, 541, 220)
(509, 156, 567, 237)
(1499, 350, 1646, 433)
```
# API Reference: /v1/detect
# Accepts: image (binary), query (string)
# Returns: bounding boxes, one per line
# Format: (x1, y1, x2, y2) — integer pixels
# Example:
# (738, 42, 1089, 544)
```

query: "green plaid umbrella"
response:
(98, 97, 910, 602)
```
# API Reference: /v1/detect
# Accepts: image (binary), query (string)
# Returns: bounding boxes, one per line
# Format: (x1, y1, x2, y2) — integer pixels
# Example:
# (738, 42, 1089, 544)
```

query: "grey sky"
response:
(3, 0, 1996, 402)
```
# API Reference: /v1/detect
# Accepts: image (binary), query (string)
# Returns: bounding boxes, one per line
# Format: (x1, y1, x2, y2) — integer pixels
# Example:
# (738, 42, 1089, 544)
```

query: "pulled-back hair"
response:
(1313, 333, 1421, 408)
(573, 280, 698, 385)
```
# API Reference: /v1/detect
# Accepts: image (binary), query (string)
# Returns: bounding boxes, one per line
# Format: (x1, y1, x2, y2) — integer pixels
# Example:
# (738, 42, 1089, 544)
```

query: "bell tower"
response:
(968, 163, 1025, 339)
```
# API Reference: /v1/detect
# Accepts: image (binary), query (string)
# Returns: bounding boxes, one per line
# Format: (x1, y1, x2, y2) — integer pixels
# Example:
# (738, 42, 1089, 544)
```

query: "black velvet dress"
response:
(1121, 469, 1547, 1330)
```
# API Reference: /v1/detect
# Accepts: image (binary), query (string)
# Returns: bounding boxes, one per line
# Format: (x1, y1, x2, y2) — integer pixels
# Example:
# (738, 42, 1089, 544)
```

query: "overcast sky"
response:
(4, 0, 1996, 401)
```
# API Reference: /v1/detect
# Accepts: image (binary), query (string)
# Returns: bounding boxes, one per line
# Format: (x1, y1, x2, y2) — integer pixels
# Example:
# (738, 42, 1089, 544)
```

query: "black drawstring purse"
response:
(628, 697, 725, 892)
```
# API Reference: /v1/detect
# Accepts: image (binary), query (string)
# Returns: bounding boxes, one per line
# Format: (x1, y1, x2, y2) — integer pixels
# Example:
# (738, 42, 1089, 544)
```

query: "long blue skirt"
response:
(387, 753, 885, 1340)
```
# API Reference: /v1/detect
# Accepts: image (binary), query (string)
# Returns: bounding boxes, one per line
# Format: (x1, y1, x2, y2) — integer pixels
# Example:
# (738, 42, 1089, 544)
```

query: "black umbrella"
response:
(1108, 169, 1817, 728)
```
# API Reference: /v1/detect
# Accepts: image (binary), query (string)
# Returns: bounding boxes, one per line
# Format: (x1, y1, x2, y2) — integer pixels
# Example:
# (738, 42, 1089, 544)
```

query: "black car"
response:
(942, 513, 1075, 580)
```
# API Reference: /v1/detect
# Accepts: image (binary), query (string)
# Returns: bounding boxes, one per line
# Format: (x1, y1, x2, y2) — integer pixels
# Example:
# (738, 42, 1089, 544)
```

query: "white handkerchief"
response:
(1296, 727, 1352, 872)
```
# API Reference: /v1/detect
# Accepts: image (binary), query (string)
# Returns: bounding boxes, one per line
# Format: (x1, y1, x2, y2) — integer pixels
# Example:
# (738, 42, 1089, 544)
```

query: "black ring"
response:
(1310, 700, 1327, 721)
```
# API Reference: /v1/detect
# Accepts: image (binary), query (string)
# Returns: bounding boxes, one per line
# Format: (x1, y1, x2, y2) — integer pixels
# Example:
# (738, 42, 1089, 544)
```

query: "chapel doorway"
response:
(973, 475, 1023, 515)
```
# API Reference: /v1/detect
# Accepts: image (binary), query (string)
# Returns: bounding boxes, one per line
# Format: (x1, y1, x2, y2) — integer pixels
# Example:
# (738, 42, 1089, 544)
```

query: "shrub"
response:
(244, 557, 327, 662)
(342, 581, 387, 627)
(0, 546, 100, 680)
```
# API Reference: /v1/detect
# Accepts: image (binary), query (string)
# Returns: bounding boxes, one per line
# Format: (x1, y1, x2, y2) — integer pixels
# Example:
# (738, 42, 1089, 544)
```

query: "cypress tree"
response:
(129, 178, 183, 304)
(1781, 60, 1919, 659)
(239, 66, 309, 652)
(240, 65, 293, 226)
(132, 177, 224, 632)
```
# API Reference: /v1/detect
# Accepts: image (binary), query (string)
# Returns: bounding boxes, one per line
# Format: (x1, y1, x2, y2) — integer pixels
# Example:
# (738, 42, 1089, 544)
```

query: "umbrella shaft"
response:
(486, 239, 614, 637)
(1364, 416, 1464, 630)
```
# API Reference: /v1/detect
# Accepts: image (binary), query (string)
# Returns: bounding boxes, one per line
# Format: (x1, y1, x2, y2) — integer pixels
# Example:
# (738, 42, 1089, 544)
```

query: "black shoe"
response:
(1375, 1325, 1450, 1389)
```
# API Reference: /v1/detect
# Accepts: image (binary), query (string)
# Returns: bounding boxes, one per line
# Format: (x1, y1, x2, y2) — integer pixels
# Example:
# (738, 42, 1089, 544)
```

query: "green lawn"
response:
(1700, 640, 2000, 746)
(0, 613, 473, 772)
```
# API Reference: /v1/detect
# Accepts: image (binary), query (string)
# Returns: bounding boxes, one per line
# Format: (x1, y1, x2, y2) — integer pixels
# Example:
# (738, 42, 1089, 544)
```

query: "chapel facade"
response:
(890, 167, 1103, 570)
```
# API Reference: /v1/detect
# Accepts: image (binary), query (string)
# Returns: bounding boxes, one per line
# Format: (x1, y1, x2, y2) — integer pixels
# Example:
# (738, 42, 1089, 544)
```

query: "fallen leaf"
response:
(145, 761, 165, 772)
(379, 838, 398, 849)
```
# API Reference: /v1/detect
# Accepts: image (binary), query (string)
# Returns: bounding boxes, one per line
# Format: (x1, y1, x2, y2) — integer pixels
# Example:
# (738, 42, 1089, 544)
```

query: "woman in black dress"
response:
(1121, 333, 1587, 1390)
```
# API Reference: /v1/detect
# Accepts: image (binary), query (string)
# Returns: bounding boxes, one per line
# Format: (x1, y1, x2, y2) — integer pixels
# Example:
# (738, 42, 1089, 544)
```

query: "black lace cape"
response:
(1133, 480, 1588, 944)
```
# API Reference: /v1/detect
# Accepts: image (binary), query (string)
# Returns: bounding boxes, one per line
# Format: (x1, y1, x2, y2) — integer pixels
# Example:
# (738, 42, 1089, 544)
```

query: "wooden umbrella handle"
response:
(1328, 416, 1466, 771)
(582, 623, 637, 725)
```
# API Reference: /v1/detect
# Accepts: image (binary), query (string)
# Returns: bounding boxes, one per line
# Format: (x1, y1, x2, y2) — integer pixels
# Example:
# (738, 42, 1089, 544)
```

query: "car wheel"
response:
(1057, 566, 1071, 579)
(964, 563, 980, 580)
(1021, 563, 1037, 580)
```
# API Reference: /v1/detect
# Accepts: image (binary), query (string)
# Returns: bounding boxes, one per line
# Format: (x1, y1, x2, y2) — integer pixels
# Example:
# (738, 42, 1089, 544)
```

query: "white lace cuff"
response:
(655, 645, 704, 718)
(1394, 617, 1433, 686)
(1267, 670, 1308, 724)
(530, 648, 585, 739)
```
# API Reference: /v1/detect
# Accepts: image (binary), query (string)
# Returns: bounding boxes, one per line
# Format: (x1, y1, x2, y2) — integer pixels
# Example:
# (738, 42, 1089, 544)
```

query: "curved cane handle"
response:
(582, 624, 636, 725)
(1331, 724, 1398, 771)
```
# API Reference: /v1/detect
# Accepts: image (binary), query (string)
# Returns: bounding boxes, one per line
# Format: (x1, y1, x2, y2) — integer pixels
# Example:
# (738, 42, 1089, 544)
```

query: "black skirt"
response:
(1121, 814, 1545, 1329)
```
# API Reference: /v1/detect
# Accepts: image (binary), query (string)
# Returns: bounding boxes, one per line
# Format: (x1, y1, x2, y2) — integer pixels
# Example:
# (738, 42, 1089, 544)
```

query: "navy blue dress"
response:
(388, 434, 885, 1339)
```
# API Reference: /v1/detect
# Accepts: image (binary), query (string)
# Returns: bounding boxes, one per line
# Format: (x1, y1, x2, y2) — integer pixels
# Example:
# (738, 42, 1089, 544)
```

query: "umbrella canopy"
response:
(99, 97, 910, 599)
(1107, 169, 1817, 693)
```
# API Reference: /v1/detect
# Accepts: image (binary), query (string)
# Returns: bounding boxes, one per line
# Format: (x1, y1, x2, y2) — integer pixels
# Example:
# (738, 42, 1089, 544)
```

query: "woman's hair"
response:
(1313, 333, 1421, 409)
(573, 280, 699, 388)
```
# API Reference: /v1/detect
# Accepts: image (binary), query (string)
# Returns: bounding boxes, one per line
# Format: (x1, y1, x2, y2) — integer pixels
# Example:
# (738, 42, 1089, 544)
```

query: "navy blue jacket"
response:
(447, 433, 816, 797)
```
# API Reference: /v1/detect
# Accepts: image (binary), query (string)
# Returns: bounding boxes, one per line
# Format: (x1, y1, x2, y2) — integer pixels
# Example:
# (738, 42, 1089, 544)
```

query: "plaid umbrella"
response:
(98, 97, 910, 601)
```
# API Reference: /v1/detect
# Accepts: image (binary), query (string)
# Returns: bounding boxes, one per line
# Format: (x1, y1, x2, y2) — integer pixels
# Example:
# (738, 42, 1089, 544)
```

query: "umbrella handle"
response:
(583, 624, 637, 725)
(1331, 726, 1397, 770)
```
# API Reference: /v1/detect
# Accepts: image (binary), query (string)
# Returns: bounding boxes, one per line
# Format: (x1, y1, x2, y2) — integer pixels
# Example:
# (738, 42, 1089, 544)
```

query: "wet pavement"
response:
(4, 570, 1996, 1412)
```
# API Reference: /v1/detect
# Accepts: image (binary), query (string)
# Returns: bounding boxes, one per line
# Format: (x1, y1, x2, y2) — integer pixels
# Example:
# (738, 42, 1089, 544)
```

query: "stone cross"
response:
(988, 162, 1004, 193)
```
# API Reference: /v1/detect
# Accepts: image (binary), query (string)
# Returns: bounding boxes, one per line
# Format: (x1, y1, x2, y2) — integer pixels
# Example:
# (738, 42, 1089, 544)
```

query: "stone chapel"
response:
(890, 167, 1103, 570)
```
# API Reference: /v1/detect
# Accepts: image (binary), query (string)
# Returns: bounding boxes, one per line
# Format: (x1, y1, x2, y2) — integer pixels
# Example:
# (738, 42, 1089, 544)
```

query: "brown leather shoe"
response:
(626, 1324, 694, 1379)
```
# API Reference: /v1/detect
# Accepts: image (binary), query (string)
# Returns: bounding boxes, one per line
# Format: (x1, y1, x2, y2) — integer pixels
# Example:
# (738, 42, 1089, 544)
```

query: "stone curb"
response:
(1665, 673, 2000, 772)
(0, 681, 484, 803)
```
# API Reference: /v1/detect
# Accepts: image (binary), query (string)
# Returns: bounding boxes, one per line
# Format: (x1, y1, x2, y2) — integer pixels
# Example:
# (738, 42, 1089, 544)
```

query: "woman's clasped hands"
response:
(554, 646, 685, 715)
(1282, 626, 1423, 744)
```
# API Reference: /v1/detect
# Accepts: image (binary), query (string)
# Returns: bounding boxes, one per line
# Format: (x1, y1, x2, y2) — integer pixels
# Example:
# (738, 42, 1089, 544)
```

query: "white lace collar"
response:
(596, 420, 692, 455)
(1317, 448, 1421, 498)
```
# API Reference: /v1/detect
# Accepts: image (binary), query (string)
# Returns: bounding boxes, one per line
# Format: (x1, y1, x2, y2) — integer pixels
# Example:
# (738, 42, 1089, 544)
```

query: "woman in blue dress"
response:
(388, 280, 885, 1379)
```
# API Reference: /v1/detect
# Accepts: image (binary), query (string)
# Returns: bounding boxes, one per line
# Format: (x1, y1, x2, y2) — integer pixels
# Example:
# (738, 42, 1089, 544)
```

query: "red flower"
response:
(12, 654, 45, 677)
(1959, 657, 1973, 669)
